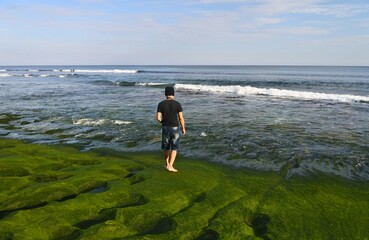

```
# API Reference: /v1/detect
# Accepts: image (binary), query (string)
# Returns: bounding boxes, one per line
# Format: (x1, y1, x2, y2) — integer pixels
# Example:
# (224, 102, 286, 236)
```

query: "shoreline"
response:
(1, 138, 369, 239)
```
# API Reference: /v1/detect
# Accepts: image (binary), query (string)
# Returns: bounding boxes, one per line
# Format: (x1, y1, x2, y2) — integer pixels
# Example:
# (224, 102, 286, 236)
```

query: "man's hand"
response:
(156, 112, 162, 124)
(178, 112, 186, 136)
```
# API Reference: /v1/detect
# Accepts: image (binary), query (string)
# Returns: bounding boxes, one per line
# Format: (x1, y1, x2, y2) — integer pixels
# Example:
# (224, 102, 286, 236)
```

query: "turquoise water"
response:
(1, 65, 369, 180)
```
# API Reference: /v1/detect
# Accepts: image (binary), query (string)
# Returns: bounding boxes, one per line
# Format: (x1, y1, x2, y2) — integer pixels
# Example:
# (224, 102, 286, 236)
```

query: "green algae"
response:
(0, 139, 369, 239)
(0, 114, 22, 125)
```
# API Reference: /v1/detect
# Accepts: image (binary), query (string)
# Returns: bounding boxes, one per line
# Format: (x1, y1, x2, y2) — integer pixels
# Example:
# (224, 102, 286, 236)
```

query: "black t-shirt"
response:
(157, 100, 183, 127)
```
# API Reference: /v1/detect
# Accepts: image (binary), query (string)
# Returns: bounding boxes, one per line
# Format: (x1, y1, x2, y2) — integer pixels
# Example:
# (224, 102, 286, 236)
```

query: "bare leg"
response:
(163, 150, 170, 169)
(167, 150, 178, 172)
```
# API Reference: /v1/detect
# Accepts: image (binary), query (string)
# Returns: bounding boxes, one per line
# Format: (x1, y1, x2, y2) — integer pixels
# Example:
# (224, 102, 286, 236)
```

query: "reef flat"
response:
(0, 138, 368, 239)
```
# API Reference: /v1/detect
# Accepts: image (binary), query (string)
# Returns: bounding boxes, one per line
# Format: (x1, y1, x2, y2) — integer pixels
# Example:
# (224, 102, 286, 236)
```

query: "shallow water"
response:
(1, 65, 369, 180)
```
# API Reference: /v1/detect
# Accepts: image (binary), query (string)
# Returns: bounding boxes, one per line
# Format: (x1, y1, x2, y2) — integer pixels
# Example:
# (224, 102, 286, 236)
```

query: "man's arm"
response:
(156, 112, 162, 124)
(178, 111, 186, 135)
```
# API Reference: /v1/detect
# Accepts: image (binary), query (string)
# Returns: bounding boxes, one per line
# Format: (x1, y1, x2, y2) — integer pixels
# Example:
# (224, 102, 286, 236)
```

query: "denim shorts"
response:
(161, 126, 180, 150)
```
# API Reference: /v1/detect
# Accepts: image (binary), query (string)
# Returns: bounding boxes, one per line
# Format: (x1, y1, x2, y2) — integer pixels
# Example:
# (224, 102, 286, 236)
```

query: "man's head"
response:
(165, 86, 175, 97)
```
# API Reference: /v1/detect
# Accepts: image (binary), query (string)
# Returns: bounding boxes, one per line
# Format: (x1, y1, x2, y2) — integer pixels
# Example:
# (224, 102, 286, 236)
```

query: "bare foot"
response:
(167, 167, 178, 172)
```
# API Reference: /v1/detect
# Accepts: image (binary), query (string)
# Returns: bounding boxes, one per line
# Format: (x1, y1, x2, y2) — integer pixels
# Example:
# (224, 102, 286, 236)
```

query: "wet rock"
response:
(197, 229, 220, 240)
(250, 213, 270, 237)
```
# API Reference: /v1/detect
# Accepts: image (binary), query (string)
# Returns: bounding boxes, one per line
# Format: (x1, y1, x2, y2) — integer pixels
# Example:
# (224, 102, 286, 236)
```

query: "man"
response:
(156, 86, 186, 172)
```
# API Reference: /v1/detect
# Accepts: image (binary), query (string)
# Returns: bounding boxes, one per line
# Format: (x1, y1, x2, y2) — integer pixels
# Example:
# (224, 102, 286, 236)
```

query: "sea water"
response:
(1, 65, 369, 180)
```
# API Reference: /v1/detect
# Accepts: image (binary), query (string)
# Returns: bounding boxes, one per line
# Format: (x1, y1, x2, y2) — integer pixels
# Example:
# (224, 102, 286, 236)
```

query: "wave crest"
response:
(74, 69, 139, 74)
(175, 83, 369, 103)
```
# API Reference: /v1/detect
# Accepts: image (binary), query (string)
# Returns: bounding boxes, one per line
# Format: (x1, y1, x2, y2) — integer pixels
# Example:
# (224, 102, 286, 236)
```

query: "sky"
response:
(1, 0, 369, 66)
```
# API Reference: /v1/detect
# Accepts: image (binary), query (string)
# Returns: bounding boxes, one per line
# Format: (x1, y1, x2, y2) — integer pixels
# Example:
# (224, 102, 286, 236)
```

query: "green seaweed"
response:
(45, 128, 65, 135)
(0, 113, 22, 124)
(0, 138, 368, 239)
(0, 166, 30, 177)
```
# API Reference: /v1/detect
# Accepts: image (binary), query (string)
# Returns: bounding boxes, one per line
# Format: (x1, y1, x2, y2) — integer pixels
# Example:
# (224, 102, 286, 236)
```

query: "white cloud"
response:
(2, 0, 369, 65)
(310, 34, 369, 45)
(256, 17, 285, 25)
(250, 0, 323, 16)
(267, 26, 329, 35)
(31, 4, 104, 18)
(293, 4, 369, 17)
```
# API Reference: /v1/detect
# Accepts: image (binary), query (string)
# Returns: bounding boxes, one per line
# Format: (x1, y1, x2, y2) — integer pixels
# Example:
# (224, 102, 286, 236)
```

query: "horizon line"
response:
(1, 64, 369, 68)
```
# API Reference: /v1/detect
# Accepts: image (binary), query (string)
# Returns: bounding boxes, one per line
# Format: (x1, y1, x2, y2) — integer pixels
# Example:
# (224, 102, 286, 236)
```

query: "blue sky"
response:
(1, 0, 369, 65)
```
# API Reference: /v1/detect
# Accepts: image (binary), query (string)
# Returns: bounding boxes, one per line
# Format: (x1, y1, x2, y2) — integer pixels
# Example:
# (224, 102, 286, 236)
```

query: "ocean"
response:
(1, 65, 369, 180)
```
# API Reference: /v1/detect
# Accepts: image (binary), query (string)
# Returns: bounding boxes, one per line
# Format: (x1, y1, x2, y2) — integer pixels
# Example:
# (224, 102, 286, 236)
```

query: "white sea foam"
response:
(73, 118, 132, 126)
(0, 73, 12, 77)
(40, 74, 49, 77)
(135, 82, 167, 86)
(28, 69, 39, 72)
(175, 83, 369, 103)
(0, 70, 6, 72)
(59, 75, 66, 78)
(113, 120, 133, 125)
(52, 69, 75, 72)
(24, 74, 32, 78)
(74, 69, 138, 74)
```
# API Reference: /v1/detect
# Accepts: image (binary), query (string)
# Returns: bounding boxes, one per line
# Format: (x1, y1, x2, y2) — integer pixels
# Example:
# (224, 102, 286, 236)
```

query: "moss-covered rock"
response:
(0, 166, 30, 177)
(0, 138, 368, 239)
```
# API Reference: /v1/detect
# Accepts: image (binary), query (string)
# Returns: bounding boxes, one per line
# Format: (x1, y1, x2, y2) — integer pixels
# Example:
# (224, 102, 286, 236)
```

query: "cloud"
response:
(256, 17, 285, 25)
(31, 4, 105, 18)
(310, 34, 369, 45)
(266, 26, 329, 35)
(292, 4, 369, 17)
(2, 0, 369, 65)
(248, 0, 324, 16)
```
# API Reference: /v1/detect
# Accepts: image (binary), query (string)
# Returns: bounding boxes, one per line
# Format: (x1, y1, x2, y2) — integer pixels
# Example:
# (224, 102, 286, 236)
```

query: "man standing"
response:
(156, 86, 186, 172)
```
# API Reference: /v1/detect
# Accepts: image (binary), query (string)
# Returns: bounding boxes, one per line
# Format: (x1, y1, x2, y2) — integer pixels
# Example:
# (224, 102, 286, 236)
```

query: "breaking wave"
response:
(68, 69, 139, 74)
(175, 83, 369, 103)
(91, 80, 169, 87)
(0, 73, 12, 77)
(73, 118, 132, 126)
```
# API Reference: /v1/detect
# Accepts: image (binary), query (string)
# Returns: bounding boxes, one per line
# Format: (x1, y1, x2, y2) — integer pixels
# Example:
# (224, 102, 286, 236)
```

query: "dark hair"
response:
(165, 86, 175, 96)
